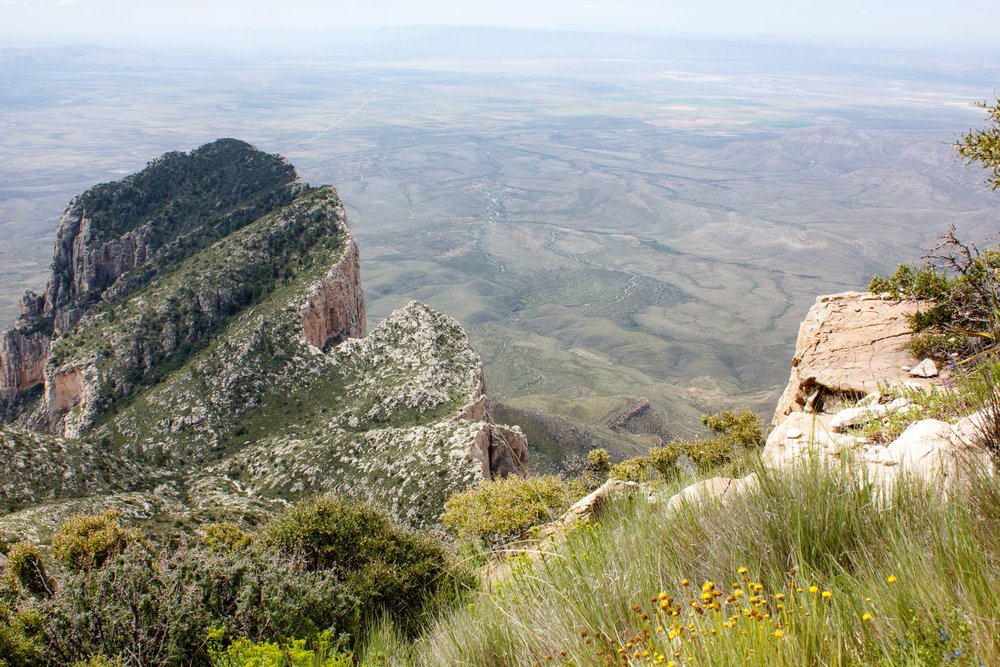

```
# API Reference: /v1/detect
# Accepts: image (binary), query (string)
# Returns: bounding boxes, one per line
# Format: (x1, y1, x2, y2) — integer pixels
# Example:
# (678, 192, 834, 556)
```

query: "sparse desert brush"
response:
(608, 410, 766, 484)
(4, 542, 52, 599)
(442, 475, 572, 548)
(201, 522, 254, 553)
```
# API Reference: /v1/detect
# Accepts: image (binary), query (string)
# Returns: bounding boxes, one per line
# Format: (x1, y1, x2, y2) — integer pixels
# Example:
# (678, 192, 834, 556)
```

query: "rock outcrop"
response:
(470, 422, 529, 480)
(300, 237, 366, 349)
(761, 290, 992, 487)
(0, 329, 49, 394)
(772, 292, 943, 425)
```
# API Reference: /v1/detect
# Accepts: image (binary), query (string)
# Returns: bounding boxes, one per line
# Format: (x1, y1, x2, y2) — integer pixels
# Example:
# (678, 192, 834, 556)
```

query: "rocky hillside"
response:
(0, 140, 527, 541)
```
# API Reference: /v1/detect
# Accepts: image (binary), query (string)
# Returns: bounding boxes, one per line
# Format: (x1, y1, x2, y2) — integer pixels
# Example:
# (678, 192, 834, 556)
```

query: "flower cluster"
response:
(543, 567, 897, 667)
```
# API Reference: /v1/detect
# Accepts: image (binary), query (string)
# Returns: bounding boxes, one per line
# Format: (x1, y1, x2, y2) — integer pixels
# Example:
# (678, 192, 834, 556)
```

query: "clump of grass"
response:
(375, 461, 1000, 666)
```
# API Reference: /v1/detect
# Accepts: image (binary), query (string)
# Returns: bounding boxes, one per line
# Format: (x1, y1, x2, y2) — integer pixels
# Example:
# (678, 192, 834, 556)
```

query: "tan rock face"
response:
(763, 290, 992, 488)
(0, 330, 49, 393)
(455, 364, 488, 421)
(45, 364, 87, 434)
(469, 423, 529, 480)
(772, 291, 942, 425)
(299, 238, 366, 349)
(45, 206, 157, 332)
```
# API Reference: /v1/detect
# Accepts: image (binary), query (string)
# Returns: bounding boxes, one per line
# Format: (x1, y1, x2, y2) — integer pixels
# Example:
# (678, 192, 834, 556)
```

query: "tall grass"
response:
(362, 461, 1000, 666)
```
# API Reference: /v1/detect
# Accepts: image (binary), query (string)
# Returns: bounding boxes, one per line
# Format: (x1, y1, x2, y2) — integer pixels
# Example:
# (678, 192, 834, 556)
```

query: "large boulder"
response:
(771, 291, 943, 425)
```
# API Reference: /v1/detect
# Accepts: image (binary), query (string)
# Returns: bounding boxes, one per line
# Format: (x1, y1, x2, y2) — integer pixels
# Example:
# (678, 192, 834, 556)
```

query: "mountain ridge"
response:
(0, 139, 528, 541)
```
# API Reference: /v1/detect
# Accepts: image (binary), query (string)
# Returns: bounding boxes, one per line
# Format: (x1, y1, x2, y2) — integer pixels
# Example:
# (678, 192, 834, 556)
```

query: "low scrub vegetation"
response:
(0, 497, 465, 666)
(606, 410, 765, 484)
(442, 475, 572, 549)
(367, 463, 1000, 666)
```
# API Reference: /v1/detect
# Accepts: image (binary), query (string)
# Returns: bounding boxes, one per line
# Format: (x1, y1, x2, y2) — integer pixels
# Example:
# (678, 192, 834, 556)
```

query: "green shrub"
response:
(583, 448, 611, 486)
(201, 523, 254, 553)
(647, 442, 681, 477)
(869, 231, 1000, 361)
(614, 410, 766, 482)
(5, 544, 51, 598)
(37, 541, 355, 666)
(262, 496, 452, 630)
(0, 605, 43, 667)
(51, 510, 144, 572)
(209, 632, 352, 667)
(608, 456, 654, 482)
(442, 476, 572, 548)
(69, 655, 125, 667)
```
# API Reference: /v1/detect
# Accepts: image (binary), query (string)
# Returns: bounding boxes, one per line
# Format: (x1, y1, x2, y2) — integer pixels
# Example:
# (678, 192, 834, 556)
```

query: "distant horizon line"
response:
(2, 24, 999, 57)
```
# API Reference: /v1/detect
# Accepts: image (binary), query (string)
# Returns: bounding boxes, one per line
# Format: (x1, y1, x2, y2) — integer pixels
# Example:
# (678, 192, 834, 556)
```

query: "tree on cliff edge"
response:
(957, 97, 1000, 189)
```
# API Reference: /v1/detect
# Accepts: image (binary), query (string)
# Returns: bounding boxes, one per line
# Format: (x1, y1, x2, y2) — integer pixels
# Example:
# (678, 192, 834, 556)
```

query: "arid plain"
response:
(2, 29, 998, 467)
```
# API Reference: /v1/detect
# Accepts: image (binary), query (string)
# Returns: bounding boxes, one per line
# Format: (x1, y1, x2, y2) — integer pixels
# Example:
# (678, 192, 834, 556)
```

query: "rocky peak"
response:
(0, 140, 306, 425)
(0, 140, 530, 537)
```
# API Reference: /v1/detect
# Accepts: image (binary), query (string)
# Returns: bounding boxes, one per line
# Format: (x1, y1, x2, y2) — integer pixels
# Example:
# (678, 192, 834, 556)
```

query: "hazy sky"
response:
(1, 0, 998, 50)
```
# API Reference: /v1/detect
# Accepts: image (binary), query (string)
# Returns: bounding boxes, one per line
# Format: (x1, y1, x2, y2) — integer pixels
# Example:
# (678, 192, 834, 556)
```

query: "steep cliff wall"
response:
(300, 238, 367, 349)
(45, 205, 157, 332)
(0, 329, 49, 393)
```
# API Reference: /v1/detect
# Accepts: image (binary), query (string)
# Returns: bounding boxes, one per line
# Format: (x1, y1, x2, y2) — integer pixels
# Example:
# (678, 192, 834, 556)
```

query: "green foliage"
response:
(956, 98, 1000, 190)
(607, 410, 766, 484)
(69, 655, 126, 667)
(209, 632, 352, 667)
(0, 605, 43, 667)
(78, 138, 297, 251)
(584, 448, 610, 481)
(869, 242, 1000, 361)
(608, 456, 654, 482)
(5, 543, 51, 598)
(701, 409, 766, 448)
(263, 496, 453, 630)
(202, 523, 254, 553)
(442, 476, 572, 548)
(37, 540, 355, 667)
(51, 510, 144, 572)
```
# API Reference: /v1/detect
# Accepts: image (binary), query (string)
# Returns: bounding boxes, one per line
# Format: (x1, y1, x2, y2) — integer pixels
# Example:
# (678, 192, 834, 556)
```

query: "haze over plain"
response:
(2, 2, 999, 466)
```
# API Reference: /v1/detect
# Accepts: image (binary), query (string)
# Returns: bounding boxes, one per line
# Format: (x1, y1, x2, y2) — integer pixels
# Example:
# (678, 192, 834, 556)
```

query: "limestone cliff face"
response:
(470, 422, 529, 480)
(45, 204, 157, 332)
(0, 329, 49, 393)
(300, 237, 366, 349)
